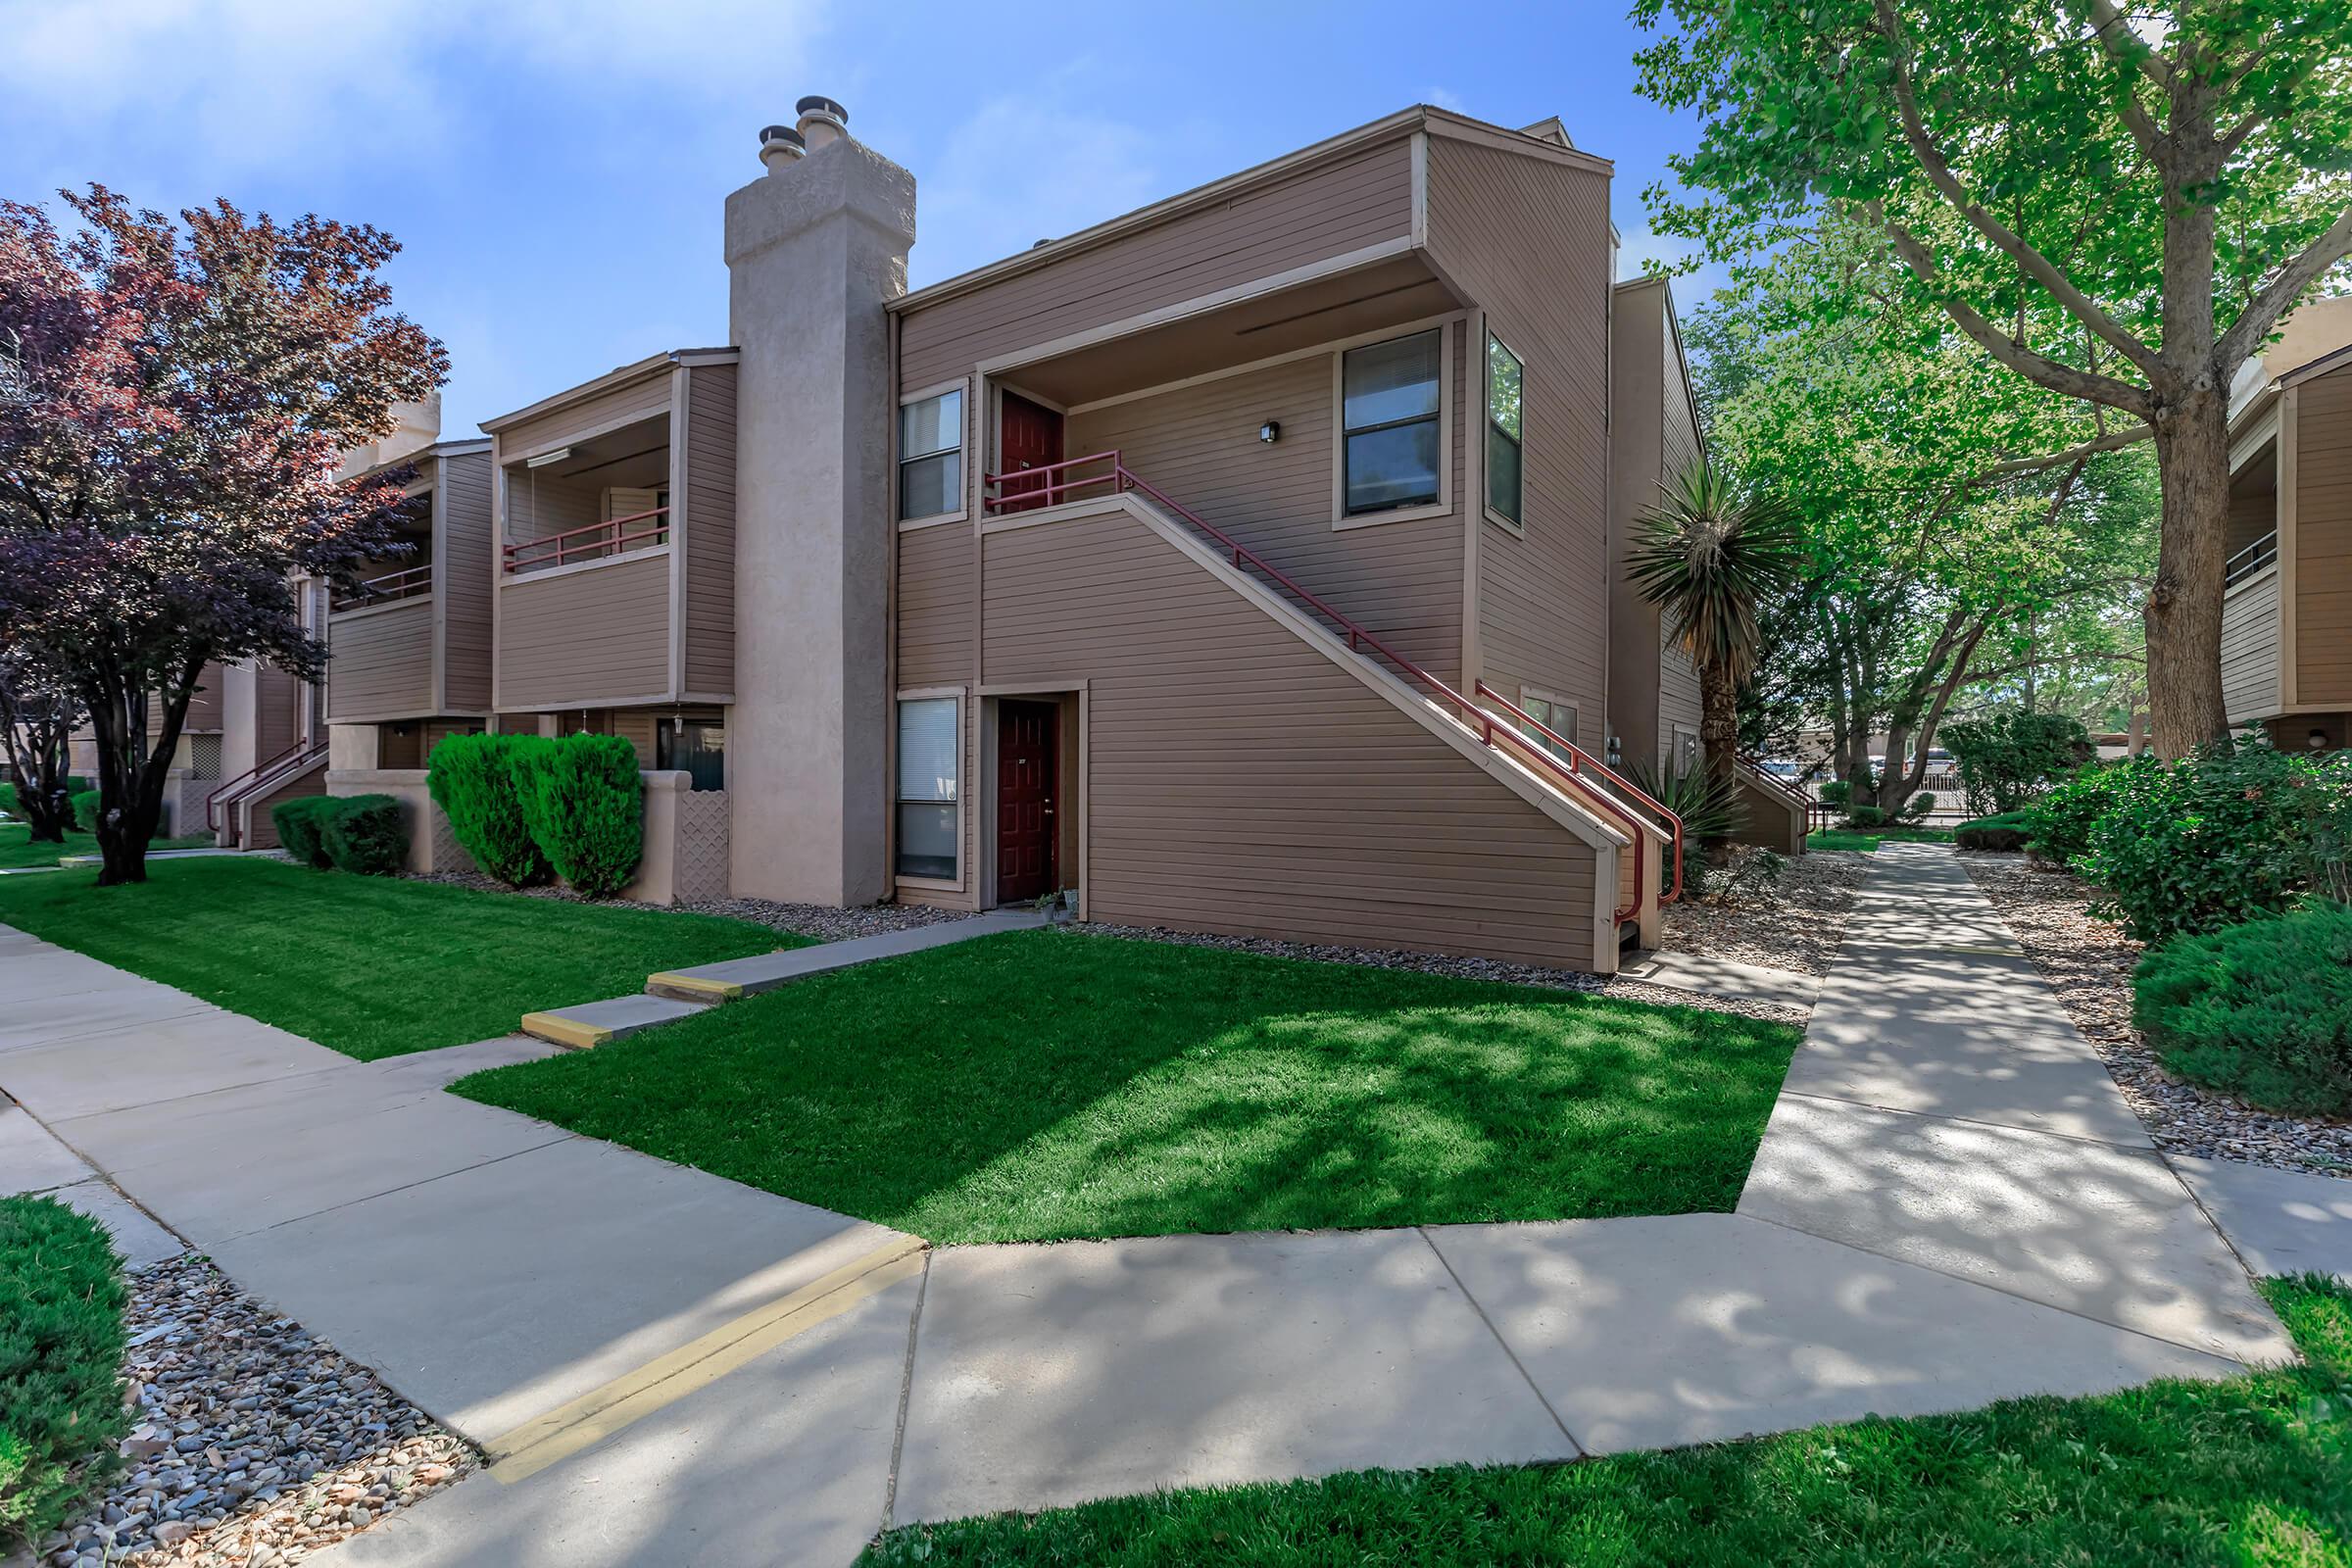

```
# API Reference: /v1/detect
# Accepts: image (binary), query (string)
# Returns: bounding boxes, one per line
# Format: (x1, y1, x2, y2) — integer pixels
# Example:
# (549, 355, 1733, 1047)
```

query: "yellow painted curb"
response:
(646, 971, 744, 1002)
(482, 1235, 927, 1484)
(517, 1012, 613, 1051)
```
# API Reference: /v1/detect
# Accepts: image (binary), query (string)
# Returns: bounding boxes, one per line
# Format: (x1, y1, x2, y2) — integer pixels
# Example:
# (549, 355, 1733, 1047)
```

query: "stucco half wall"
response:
(978, 498, 1620, 972)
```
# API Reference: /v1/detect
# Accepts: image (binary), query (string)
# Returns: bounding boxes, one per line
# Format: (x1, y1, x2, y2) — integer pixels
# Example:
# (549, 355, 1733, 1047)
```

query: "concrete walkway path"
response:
(0, 854, 2328, 1567)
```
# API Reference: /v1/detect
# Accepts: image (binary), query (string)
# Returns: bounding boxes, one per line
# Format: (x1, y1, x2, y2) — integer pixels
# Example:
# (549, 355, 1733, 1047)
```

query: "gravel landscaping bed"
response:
(404, 871, 970, 943)
(1658, 848, 1871, 978)
(1965, 854, 2352, 1179)
(1072, 923, 1810, 1026)
(37, 1254, 472, 1568)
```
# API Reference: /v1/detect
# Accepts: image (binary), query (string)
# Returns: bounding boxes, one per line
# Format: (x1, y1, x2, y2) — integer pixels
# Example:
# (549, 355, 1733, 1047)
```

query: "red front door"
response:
(995, 700, 1058, 904)
(996, 393, 1063, 513)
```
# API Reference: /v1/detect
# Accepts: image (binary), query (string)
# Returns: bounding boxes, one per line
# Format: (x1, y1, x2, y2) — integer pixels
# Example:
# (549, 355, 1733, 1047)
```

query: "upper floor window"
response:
(1341, 330, 1442, 516)
(900, 388, 963, 520)
(1486, 334, 1523, 526)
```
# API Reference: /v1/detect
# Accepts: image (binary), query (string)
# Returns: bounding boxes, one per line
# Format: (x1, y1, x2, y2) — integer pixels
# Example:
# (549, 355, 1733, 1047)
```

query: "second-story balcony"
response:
(325, 441, 494, 725)
(484, 348, 739, 713)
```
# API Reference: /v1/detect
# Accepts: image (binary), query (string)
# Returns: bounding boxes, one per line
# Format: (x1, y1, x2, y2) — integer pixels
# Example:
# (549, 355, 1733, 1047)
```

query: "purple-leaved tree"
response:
(0, 187, 444, 884)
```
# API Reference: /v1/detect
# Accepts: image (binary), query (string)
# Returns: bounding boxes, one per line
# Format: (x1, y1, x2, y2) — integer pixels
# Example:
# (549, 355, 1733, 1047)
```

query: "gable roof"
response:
(890, 105, 1612, 316)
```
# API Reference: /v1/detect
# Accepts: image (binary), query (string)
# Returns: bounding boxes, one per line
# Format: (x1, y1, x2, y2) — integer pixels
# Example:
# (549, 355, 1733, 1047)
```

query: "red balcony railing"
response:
(503, 508, 670, 575)
(331, 563, 433, 612)
(982, 452, 1682, 922)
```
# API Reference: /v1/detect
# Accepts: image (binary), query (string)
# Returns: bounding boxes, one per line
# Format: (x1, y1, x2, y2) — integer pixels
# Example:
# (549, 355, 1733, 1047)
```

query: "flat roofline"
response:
(478, 347, 739, 434)
(890, 104, 1612, 317)
(350, 436, 493, 482)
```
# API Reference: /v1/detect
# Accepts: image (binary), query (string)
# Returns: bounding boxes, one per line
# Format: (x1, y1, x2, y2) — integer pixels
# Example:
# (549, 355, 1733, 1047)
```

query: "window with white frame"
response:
(1672, 725, 1701, 779)
(1340, 330, 1443, 516)
(1486, 333, 1523, 525)
(1519, 694, 1578, 760)
(899, 389, 963, 521)
(895, 696, 959, 880)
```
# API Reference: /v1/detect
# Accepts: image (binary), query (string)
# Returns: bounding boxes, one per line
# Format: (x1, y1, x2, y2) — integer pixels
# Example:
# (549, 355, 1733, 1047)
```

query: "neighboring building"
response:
(2224, 293, 2352, 752)
(353, 100, 1712, 972)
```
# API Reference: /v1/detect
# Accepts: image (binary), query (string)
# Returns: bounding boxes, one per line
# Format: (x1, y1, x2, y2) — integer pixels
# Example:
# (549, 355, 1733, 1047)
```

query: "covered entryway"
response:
(993, 698, 1059, 904)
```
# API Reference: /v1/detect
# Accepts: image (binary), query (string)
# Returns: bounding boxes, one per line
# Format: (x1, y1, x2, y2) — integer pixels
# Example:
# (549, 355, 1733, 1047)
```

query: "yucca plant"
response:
(1627, 759, 1746, 849)
(1627, 460, 1807, 808)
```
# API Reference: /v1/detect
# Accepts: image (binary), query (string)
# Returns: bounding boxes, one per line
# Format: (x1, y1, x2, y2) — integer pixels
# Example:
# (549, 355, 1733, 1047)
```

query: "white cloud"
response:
(911, 77, 1164, 286)
(0, 0, 828, 181)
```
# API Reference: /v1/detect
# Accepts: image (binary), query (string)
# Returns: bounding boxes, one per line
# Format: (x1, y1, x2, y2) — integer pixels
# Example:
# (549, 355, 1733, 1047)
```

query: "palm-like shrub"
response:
(428, 733, 551, 887)
(1627, 760, 1745, 855)
(1626, 460, 1806, 814)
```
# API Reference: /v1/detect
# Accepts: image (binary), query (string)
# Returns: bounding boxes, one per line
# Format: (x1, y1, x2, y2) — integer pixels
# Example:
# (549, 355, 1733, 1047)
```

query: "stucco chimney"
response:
(795, 95, 849, 154)
(724, 100, 915, 906)
(758, 123, 805, 174)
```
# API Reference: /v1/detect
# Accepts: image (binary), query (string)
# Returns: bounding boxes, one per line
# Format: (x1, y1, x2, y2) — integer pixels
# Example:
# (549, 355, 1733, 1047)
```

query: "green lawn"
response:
(456, 929, 1802, 1245)
(1807, 824, 1957, 853)
(862, 1274, 2352, 1567)
(0, 858, 792, 1059)
(0, 822, 210, 869)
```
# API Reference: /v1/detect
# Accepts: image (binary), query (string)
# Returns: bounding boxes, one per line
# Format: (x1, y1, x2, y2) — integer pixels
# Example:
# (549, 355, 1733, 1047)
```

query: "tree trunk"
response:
(84, 662, 196, 888)
(1699, 659, 1740, 856)
(2143, 387, 2232, 758)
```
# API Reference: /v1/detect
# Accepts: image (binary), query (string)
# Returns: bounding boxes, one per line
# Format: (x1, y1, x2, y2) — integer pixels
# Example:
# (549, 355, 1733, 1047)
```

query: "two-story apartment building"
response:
(2225, 293, 2352, 752)
(323, 99, 1702, 972)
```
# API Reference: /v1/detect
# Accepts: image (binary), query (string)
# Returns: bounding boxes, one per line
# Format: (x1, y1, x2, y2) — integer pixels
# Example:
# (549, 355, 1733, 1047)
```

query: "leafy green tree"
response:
(1627, 459, 1807, 811)
(1632, 0, 2352, 757)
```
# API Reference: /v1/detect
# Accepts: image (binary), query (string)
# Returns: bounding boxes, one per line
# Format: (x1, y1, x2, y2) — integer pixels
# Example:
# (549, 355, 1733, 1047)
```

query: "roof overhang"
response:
(478, 347, 738, 435)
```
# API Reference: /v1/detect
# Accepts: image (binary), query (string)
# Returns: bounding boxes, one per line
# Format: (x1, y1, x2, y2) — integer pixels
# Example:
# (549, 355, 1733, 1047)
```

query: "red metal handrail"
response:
(332, 563, 433, 612)
(504, 508, 670, 574)
(999, 453, 1682, 923)
(206, 738, 326, 831)
(1474, 681, 1685, 909)
(982, 450, 1123, 513)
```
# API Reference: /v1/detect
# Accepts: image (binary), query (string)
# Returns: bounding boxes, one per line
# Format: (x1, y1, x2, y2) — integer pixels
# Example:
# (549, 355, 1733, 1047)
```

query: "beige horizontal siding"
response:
(899, 136, 1415, 388)
(2297, 367, 2352, 705)
(2222, 566, 2281, 723)
(497, 553, 672, 709)
(982, 507, 1600, 970)
(896, 524, 974, 688)
(183, 661, 225, 732)
(1425, 134, 1614, 738)
(440, 452, 495, 712)
(326, 599, 435, 719)
(683, 364, 737, 696)
(1064, 344, 1466, 684)
(496, 371, 673, 461)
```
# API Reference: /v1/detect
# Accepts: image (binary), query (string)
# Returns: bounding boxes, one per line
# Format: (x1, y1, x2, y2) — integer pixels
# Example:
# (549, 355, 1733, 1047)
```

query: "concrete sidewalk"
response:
(1, 852, 2328, 1567)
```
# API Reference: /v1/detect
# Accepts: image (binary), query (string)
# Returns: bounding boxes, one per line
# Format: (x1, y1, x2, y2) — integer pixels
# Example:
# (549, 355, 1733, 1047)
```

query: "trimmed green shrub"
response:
(1943, 710, 2089, 815)
(515, 733, 643, 899)
(428, 733, 551, 887)
(1899, 791, 1936, 822)
(322, 795, 408, 875)
(68, 790, 101, 834)
(1817, 778, 1853, 808)
(270, 796, 340, 869)
(1955, 812, 2034, 852)
(2082, 739, 2352, 945)
(0, 1196, 129, 1550)
(2134, 904, 2352, 1115)
(1844, 805, 1888, 829)
(2022, 758, 2155, 867)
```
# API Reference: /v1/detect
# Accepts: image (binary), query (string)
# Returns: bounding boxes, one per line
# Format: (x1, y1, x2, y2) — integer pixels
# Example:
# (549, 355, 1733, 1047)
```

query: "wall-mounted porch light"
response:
(1258, 420, 1281, 444)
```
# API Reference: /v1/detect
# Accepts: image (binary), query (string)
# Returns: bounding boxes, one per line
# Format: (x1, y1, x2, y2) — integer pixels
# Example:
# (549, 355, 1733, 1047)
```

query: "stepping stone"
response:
(518, 994, 710, 1051)
(1618, 950, 1821, 1008)
(648, 908, 1046, 1003)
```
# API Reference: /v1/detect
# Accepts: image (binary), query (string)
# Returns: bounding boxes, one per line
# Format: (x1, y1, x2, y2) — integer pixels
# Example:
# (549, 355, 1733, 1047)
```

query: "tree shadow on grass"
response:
(455, 929, 1800, 1245)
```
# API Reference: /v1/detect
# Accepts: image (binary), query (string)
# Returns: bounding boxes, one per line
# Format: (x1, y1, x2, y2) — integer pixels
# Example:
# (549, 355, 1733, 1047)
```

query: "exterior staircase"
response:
(207, 739, 328, 850)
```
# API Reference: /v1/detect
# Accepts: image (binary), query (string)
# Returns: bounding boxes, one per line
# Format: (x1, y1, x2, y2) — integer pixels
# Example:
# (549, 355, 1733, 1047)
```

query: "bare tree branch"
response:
(1977, 422, 2154, 479)
(1875, 0, 2166, 379)
(2081, 0, 2172, 88)
(2216, 200, 2352, 370)
(1873, 207, 2158, 415)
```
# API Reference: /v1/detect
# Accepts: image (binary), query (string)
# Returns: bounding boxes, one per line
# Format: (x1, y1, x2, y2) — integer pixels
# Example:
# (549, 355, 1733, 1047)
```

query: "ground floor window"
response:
(896, 696, 959, 880)
(657, 717, 726, 792)
(1672, 724, 1701, 778)
(1519, 694, 1578, 760)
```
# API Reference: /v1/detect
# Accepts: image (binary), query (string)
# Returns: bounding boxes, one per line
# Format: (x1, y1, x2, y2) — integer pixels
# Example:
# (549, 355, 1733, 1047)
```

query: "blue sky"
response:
(0, 0, 1721, 435)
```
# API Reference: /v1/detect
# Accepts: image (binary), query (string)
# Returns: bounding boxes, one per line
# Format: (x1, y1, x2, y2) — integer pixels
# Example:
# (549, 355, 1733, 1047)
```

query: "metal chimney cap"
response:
(795, 95, 848, 122)
(760, 124, 805, 147)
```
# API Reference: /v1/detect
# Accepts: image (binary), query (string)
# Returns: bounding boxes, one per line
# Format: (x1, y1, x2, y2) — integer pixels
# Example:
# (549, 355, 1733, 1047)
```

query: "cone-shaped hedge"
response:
(515, 733, 643, 899)
(427, 733, 551, 887)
